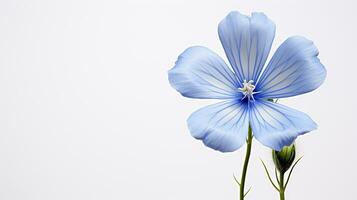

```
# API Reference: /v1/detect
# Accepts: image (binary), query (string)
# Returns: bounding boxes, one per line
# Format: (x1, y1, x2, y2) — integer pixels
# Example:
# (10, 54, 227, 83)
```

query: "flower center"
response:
(239, 80, 256, 101)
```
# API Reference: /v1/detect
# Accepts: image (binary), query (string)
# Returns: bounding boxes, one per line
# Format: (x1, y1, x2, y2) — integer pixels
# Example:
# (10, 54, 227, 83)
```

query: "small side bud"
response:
(272, 144, 296, 174)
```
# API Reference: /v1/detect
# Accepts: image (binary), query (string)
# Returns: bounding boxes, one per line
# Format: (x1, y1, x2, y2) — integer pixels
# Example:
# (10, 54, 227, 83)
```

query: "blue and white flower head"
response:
(168, 11, 326, 152)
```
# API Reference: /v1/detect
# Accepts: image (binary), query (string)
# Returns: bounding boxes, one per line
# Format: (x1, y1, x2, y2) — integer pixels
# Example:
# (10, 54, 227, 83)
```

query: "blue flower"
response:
(168, 11, 326, 152)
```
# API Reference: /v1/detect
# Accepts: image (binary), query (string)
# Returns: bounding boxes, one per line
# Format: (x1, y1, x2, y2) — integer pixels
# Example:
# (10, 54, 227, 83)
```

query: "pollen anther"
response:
(239, 80, 256, 101)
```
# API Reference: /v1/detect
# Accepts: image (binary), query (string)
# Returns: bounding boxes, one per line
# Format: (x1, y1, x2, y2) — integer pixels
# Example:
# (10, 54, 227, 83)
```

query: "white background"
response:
(0, 0, 355, 199)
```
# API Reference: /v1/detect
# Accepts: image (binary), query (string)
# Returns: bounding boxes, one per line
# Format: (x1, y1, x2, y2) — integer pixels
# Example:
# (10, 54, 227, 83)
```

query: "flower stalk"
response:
(239, 126, 253, 200)
(279, 171, 285, 200)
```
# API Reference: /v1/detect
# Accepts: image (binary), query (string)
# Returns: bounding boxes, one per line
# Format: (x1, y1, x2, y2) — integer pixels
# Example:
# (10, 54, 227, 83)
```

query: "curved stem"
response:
(239, 126, 253, 200)
(279, 172, 285, 200)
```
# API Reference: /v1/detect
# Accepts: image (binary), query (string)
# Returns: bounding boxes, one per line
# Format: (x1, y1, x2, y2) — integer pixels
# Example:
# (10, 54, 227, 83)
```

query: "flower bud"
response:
(272, 144, 296, 173)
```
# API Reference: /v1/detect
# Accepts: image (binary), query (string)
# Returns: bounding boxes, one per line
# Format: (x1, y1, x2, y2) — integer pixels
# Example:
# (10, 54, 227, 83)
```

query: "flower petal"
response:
(218, 11, 276, 83)
(187, 100, 249, 152)
(255, 36, 327, 99)
(168, 46, 240, 99)
(249, 100, 317, 151)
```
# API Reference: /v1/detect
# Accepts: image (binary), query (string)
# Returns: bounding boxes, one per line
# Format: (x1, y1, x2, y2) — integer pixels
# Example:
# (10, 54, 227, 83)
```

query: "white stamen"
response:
(239, 80, 256, 101)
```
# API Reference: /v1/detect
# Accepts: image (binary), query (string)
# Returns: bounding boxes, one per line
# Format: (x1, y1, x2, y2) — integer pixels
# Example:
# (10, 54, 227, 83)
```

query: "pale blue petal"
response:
(249, 100, 317, 151)
(168, 46, 240, 99)
(218, 11, 276, 84)
(187, 100, 249, 152)
(255, 36, 327, 99)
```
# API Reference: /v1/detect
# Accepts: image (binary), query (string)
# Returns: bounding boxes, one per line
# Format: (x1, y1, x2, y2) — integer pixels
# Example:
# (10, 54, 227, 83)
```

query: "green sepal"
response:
(272, 144, 296, 174)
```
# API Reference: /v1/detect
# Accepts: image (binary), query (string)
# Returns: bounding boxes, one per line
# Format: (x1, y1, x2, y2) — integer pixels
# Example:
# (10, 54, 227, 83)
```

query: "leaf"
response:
(275, 168, 280, 185)
(244, 186, 252, 197)
(284, 156, 303, 189)
(260, 159, 279, 191)
(233, 173, 240, 186)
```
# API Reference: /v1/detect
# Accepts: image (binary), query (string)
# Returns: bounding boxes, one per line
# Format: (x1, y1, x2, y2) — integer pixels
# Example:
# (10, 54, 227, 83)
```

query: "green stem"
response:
(239, 126, 253, 200)
(279, 172, 285, 200)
